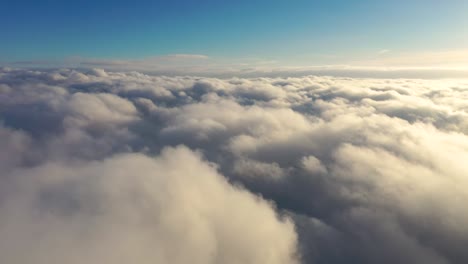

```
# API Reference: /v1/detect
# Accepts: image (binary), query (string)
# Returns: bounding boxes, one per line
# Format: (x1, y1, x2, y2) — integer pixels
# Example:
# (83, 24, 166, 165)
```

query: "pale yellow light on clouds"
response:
(355, 49, 468, 69)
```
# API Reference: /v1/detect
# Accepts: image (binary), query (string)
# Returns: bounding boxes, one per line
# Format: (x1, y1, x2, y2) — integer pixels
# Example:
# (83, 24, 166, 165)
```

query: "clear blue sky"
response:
(1, 0, 468, 66)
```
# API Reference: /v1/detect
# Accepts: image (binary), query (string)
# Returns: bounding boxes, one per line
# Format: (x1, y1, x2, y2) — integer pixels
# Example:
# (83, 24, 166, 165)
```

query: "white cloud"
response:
(302, 155, 327, 174)
(6, 52, 468, 78)
(0, 146, 298, 264)
(2, 67, 468, 263)
(66, 92, 139, 127)
(378, 49, 391, 55)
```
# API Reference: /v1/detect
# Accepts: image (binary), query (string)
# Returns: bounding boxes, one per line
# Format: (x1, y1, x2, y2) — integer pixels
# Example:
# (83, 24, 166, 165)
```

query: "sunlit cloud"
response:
(5, 49, 468, 79)
(354, 49, 468, 68)
(1, 67, 468, 263)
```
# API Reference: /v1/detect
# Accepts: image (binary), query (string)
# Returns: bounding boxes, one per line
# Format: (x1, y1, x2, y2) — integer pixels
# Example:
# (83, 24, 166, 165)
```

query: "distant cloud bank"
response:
(4, 50, 468, 79)
(1, 68, 468, 263)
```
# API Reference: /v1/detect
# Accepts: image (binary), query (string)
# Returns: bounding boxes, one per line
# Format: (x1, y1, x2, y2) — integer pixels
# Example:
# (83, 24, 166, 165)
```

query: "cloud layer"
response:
(1, 67, 468, 263)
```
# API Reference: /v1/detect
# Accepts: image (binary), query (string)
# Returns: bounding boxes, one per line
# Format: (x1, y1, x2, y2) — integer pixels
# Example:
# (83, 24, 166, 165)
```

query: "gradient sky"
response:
(1, 0, 468, 67)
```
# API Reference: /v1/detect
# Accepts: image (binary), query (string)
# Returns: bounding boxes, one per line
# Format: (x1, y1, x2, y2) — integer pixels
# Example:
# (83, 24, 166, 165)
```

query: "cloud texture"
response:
(1, 67, 468, 263)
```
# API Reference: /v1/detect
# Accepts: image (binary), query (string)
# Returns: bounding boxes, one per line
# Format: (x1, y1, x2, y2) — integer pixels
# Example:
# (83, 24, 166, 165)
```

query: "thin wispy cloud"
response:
(378, 49, 391, 54)
(355, 49, 468, 68)
(6, 54, 468, 79)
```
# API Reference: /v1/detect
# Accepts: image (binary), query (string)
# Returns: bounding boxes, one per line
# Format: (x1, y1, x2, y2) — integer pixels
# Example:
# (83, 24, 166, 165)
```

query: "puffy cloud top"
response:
(1, 67, 468, 263)
(0, 146, 297, 264)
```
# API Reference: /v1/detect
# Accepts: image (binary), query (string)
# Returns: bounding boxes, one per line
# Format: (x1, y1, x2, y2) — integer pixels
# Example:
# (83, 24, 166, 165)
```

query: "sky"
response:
(1, 0, 468, 70)
(3, 2, 468, 263)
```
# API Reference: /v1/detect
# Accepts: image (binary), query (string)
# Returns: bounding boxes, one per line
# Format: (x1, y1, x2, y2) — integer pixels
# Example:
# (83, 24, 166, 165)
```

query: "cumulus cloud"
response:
(0, 146, 297, 264)
(1, 67, 468, 263)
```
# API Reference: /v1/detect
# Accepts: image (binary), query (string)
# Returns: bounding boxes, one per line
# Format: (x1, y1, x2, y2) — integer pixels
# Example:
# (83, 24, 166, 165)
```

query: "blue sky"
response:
(1, 0, 468, 68)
